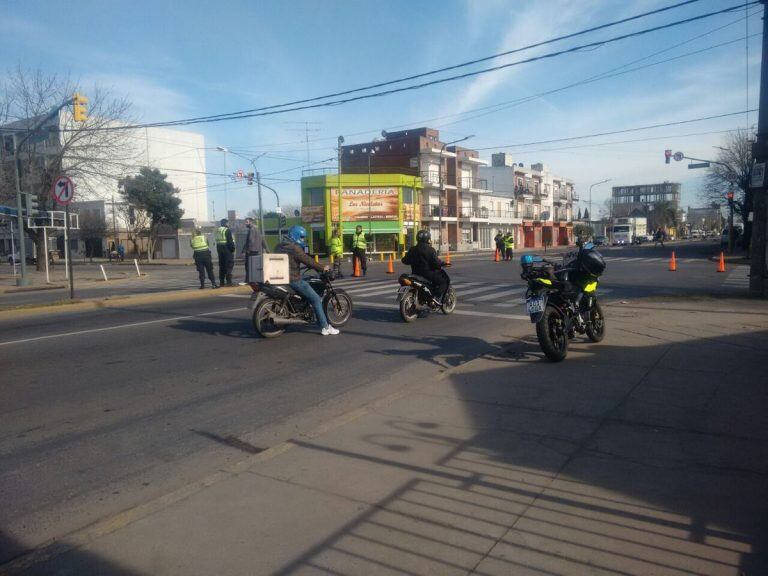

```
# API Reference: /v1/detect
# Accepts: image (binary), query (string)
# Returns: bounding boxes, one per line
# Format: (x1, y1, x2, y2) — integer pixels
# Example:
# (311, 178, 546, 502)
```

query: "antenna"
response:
(284, 121, 322, 171)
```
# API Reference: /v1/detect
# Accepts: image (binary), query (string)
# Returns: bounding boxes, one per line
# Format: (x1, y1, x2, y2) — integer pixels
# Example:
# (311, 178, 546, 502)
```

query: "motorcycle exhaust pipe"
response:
(270, 317, 308, 326)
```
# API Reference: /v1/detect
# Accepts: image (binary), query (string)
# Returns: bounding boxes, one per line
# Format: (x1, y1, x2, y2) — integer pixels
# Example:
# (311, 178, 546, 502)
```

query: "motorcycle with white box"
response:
(248, 254, 353, 338)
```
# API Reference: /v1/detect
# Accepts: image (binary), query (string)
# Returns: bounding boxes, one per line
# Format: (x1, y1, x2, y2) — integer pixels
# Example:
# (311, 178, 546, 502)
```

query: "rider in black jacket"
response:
(402, 230, 448, 302)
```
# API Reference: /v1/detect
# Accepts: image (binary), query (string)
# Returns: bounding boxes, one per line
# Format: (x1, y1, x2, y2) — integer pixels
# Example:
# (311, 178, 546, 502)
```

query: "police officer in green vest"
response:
(352, 225, 367, 276)
(329, 228, 344, 278)
(216, 218, 236, 286)
(190, 228, 218, 289)
(503, 230, 515, 261)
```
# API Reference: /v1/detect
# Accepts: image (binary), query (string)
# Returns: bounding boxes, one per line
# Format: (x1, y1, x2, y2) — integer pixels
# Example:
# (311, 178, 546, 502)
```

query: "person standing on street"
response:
(117, 242, 125, 262)
(494, 231, 504, 257)
(352, 225, 367, 276)
(329, 228, 344, 278)
(503, 230, 515, 261)
(243, 217, 269, 283)
(190, 228, 218, 289)
(216, 218, 236, 286)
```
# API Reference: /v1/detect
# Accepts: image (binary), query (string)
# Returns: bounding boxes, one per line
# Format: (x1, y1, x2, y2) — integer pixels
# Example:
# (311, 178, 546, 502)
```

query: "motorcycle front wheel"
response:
(585, 301, 605, 342)
(535, 305, 568, 362)
(253, 299, 286, 338)
(324, 289, 353, 327)
(441, 287, 456, 314)
(399, 290, 419, 322)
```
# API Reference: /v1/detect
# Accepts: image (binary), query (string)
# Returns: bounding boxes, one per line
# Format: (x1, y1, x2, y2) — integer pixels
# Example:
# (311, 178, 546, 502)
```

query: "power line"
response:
(474, 109, 758, 150)
(52, 1, 754, 133)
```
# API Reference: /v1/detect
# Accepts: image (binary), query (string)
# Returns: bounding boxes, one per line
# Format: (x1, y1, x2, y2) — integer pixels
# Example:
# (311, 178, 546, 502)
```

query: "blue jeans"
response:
(290, 280, 329, 329)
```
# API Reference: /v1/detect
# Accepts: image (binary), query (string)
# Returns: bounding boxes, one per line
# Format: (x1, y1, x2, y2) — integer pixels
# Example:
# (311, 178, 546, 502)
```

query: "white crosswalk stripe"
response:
(472, 287, 525, 301)
(724, 268, 749, 286)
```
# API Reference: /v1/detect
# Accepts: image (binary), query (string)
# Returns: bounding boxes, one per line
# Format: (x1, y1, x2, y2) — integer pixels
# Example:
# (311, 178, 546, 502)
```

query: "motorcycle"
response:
(397, 266, 456, 322)
(251, 272, 352, 338)
(520, 242, 606, 362)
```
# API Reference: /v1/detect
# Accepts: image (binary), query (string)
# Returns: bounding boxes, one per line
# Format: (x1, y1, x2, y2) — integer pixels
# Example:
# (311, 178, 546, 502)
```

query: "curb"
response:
(0, 285, 251, 319)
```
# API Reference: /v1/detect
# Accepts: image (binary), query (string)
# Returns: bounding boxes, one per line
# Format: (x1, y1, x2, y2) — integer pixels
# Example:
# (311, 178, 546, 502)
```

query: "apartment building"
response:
(480, 153, 576, 248)
(611, 182, 681, 218)
(339, 127, 518, 251)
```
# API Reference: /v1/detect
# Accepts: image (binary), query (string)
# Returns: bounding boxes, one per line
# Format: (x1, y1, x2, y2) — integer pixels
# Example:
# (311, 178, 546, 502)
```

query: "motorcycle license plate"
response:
(526, 296, 545, 315)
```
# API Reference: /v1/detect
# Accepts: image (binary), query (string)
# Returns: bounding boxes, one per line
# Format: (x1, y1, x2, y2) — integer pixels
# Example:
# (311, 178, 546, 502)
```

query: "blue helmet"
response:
(287, 225, 308, 247)
(520, 254, 534, 266)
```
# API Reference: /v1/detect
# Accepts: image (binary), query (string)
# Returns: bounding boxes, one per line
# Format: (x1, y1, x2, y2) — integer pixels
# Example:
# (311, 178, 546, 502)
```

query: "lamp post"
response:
(216, 147, 267, 234)
(258, 181, 282, 240)
(337, 136, 344, 242)
(438, 135, 474, 253)
(215, 146, 229, 215)
(588, 179, 611, 222)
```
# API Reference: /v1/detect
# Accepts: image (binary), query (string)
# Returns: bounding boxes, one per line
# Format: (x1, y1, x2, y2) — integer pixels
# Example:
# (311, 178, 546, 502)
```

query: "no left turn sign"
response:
(52, 176, 75, 205)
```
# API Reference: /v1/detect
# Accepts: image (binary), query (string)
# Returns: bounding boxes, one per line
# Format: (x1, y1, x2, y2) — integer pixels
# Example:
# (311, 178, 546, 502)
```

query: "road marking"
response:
(472, 287, 525, 302)
(354, 300, 528, 320)
(455, 284, 504, 297)
(0, 307, 247, 347)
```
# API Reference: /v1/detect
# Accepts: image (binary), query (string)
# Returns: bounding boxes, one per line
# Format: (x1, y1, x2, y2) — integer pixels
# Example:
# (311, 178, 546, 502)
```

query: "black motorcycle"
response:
(520, 242, 606, 362)
(397, 267, 456, 322)
(252, 272, 352, 338)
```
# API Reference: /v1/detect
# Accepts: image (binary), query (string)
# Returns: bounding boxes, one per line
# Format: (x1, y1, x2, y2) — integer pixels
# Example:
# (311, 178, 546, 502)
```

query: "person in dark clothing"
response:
(494, 232, 504, 256)
(216, 218, 236, 286)
(190, 228, 218, 289)
(402, 229, 448, 302)
(243, 217, 269, 283)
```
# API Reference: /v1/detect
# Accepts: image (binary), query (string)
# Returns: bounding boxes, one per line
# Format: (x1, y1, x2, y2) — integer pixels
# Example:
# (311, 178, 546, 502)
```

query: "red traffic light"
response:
(665, 149, 672, 164)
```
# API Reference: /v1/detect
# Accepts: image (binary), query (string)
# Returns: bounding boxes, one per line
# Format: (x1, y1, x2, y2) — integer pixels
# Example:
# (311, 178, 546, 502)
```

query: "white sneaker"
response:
(321, 326, 340, 336)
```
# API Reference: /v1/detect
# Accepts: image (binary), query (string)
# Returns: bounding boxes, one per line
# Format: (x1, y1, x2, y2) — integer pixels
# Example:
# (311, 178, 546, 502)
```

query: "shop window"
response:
(402, 188, 414, 204)
(307, 188, 325, 206)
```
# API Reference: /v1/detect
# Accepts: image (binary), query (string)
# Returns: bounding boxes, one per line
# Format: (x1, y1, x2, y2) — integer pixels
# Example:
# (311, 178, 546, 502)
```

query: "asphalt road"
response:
(0, 239, 748, 565)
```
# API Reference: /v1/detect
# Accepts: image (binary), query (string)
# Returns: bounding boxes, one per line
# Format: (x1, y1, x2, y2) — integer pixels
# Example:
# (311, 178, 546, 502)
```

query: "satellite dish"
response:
(381, 130, 388, 138)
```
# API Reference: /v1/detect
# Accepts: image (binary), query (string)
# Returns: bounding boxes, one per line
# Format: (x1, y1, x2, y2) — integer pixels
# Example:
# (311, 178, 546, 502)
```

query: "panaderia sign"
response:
(330, 188, 399, 222)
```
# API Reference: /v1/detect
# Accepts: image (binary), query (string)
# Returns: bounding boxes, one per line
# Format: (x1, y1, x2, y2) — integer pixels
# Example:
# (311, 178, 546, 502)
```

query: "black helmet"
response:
(416, 229, 431, 244)
(220, 218, 228, 226)
(579, 248, 606, 277)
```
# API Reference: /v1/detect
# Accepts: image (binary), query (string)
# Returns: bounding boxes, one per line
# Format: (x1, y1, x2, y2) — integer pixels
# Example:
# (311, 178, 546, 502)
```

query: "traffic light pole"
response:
(750, 0, 768, 297)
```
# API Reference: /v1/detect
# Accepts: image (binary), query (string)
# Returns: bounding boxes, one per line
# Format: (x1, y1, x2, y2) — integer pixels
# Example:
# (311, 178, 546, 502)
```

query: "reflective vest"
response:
(190, 234, 209, 252)
(503, 234, 515, 249)
(352, 232, 367, 250)
(329, 236, 343, 256)
(216, 226, 229, 244)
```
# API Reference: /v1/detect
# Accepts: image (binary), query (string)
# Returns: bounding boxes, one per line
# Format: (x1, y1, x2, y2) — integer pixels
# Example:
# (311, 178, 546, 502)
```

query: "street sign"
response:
(673, 151, 684, 162)
(688, 162, 710, 169)
(52, 176, 75, 205)
(751, 162, 765, 188)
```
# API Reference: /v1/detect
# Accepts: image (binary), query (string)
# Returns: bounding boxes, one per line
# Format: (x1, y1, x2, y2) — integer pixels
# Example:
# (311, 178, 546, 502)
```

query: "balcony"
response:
(422, 205, 457, 218)
(459, 176, 489, 192)
(514, 185, 533, 198)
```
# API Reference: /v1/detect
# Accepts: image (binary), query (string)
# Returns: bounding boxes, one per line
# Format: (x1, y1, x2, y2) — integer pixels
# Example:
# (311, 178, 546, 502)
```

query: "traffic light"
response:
(72, 93, 89, 122)
(279, 214, 287, 228)
(247, 172, 254, 185)
(24, 193, 39, 216)
(665, 149, 672, 164)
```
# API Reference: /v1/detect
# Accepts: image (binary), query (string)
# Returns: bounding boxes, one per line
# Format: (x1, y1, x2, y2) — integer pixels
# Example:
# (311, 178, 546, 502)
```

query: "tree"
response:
(0, 66, 136, 270)
(573, 223, 592, 241)
(583, 207, 590, 221)
(646, 201, 678, 232)
(116, 202, 150, 255)
(119, 167, 183, 260)
(700, 129, 754, 249)
(577, 207, 582, 220)
(78, 211, 107, 262)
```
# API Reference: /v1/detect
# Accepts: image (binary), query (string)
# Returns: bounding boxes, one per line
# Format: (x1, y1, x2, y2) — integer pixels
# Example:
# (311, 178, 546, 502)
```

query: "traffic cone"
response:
(717, 251, 726, 273)
(445, 249, 451, 265)
(494, 249, 500, 262)
(353, 255, 361, 277)
(386, 253, 394, 274)
(669, 251, 677, 272)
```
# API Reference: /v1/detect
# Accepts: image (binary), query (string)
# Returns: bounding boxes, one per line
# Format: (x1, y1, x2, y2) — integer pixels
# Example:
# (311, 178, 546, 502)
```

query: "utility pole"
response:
(337, 136, 344, 241)
(285, 121, 321, 171)
(750, 0, 768, 297)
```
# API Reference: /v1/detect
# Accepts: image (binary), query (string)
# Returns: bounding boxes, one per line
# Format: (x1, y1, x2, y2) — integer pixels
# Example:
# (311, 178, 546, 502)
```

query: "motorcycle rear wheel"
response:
(585, 301, 605, 342)
(535, 305, 568, 362)
(324, 289, 353, 327)
(399, 291, 419, 322)
(441, 287, 456, 314)
(253, 299, 286, 338)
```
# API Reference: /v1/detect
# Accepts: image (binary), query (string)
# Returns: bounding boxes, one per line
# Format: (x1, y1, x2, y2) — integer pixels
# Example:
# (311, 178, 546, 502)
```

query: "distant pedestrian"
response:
(329, 229, 344, 278)
(503, 230, 515, 261)
(117, 242, 125, 262)
(190, 228, 218, 289)
(654, 228, 665, 248)
(216, 218, 236, 286)
(494, 232, 504, 257)
(108, 241, 116, 263)
(352, 225, 367, 276)
(243, 217, 268, 283)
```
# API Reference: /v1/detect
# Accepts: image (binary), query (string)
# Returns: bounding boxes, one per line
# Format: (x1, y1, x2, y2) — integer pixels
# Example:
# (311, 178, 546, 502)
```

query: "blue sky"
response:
(1, 0, 761, 218)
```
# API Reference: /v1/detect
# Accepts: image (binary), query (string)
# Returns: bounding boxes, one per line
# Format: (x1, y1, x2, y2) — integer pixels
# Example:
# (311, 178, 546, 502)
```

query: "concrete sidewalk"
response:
(3, 297, 768, 575)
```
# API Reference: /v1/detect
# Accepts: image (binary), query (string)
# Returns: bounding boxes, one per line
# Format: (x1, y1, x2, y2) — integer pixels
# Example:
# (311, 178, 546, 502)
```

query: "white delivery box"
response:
(248, 253, 290, 284)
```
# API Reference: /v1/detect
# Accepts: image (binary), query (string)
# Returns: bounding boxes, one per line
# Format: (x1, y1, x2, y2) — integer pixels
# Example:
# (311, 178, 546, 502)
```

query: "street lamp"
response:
(215, 146, 229, 215)
(259, 181, 283, 239)
(588, 179, 611, 222)
(438, 135, 474, 253)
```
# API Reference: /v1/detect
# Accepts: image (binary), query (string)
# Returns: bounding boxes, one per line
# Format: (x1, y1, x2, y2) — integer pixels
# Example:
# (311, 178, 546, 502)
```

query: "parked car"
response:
(6, 252, 37, 265)
(720, 227, 742, 247)
(593, 235, 608, 246)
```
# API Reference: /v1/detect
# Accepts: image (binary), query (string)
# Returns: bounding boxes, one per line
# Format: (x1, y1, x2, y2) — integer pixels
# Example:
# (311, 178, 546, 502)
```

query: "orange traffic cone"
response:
(386, 253, 394, 274)
(353, 255, 361, 277)
(445, 249, 451, 265)
(669, 251, 677, 272)
(494, 249, 500, 262)
(717, 251, 726, 273)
